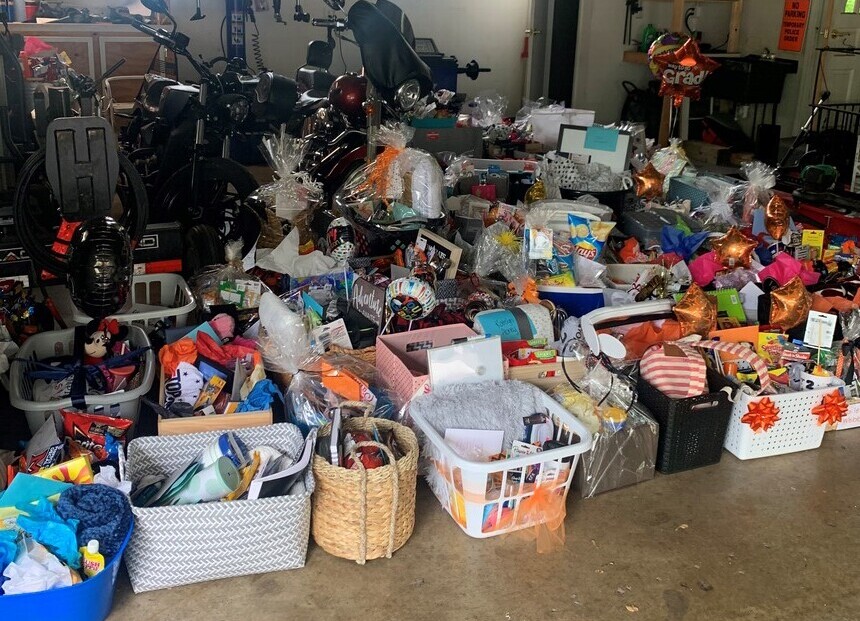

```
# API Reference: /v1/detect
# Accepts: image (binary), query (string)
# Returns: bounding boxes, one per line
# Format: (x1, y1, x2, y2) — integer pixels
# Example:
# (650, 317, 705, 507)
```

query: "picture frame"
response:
(415, 229, 462, 280)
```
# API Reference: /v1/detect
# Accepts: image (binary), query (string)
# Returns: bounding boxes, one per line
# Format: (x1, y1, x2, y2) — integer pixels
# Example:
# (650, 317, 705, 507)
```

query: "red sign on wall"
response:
(778, 0, 810, 52)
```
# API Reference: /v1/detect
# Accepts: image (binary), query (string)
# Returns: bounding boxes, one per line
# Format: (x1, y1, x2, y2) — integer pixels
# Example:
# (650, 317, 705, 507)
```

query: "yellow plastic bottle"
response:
(80, 540, 105, 578)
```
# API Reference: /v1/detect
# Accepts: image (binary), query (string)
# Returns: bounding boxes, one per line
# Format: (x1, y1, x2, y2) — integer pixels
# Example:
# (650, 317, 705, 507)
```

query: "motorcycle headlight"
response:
(395, 79, 421, 111)
(228, 98, 250, 123)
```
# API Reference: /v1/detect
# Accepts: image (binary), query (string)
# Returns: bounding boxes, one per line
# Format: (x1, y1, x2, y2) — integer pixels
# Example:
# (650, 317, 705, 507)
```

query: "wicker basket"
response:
(312, 408, 418, 564)
(329, 344, 376, 366)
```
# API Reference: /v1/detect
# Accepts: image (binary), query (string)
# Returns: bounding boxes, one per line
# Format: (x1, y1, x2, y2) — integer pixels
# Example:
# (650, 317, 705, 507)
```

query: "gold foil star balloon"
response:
(764, 195, 790, 241)
(673, 283, 717, 337)
(633, 163, 665, 200)
(770, 276, 812, 330)
(711, 226, 757, 268)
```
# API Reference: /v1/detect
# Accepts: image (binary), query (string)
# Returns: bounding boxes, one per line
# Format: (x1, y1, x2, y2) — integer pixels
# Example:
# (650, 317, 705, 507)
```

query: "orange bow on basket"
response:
(741, 397, 781, 433)
(511, 483, 567, 554)
(812, 390, 848, 426)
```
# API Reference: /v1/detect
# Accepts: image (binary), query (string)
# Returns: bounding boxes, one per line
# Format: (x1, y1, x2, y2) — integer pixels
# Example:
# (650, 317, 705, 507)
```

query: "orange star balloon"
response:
(653, 37, 721, 108)
(770, 276, 812, 330)
(765, 195, 790, 241)
(741, 397, 781, 433)
(673, 283, 717, 337)
(633, 163, 665, 200)
(711, 226, 757, 268)
(812, 390, 848, 426)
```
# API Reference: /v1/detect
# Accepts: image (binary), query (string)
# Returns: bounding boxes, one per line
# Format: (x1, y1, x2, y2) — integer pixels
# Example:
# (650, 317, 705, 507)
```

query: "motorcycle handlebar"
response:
(311, 17, 346, 29)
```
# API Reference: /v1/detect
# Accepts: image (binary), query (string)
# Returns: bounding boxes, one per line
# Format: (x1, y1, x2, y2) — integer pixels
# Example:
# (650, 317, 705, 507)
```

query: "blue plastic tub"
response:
(0, 521, 133, 621)
(537, 285, 606, 318)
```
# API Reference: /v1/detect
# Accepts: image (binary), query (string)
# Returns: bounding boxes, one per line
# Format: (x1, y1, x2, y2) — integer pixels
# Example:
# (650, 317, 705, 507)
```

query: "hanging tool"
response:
(190, 0, 205, 21)
(294, 0, 309, 22)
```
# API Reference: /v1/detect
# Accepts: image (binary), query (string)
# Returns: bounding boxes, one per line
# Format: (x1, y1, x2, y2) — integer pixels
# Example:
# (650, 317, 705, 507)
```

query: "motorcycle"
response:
(120, 0, 298, 275)
(296, 0, 433, 207)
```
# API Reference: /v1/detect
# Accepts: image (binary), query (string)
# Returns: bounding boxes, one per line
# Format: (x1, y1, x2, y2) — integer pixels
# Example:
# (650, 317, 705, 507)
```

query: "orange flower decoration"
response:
(812, 390, 848, 426)
(741, 397, 781, 433)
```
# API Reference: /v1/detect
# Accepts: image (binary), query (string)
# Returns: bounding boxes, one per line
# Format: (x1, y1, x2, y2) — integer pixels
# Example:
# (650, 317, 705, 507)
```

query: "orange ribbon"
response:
(357, 146, 403, 209)
(741, 397, 781, 433)
(511, 483, 567, 554)
(812, 390, 848, 426)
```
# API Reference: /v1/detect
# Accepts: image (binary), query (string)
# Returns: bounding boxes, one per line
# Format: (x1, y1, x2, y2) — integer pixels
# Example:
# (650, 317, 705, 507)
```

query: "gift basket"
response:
(154, 312, 281, 435)
(123, 425, 313, 591)
(9, 324, 156, 435)
(0, 409, 135, 621)
(411, 380, 592, 541)
(333, 123, 448, 256)
(311, 404, 419, 564)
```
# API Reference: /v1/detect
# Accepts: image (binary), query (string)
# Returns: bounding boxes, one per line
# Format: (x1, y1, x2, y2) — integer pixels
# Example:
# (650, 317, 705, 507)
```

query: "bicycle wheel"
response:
(12, 149, 148, 277)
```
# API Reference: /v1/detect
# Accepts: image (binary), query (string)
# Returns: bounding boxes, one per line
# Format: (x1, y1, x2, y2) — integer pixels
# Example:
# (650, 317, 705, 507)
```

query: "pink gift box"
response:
(376, 324, 477, 406)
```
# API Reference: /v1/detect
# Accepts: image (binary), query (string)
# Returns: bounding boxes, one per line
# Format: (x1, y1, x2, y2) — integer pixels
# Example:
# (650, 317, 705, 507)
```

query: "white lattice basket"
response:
(123, 424, 313, 592)
(723, 384, 843, 460)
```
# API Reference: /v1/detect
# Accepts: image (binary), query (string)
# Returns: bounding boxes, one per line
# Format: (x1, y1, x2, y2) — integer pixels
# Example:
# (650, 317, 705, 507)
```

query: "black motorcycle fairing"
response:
(347, 0, 432, 97)
(159, 84, 199, 125)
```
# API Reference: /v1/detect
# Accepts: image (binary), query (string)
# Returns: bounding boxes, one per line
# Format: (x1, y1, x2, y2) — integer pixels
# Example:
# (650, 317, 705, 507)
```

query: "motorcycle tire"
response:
(153, 157, 259, 226)
(183, 223, 225, 279)
(12, 148, 149, 277)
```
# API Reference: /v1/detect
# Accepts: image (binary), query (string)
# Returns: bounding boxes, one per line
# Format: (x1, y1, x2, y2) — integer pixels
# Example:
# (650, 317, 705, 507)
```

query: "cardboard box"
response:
(683, 140, 728, 167)
(376, 324, 477, 405)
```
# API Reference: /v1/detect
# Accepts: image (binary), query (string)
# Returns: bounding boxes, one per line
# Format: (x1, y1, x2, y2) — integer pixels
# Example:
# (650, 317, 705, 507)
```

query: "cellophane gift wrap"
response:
(338, 123, 443, 221)
(552, 384, 658, 498)
(255, 131, 322, 223)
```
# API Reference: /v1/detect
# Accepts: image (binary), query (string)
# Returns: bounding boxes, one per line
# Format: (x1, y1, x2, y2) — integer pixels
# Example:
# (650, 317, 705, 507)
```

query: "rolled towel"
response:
(56, 484, 132, 561)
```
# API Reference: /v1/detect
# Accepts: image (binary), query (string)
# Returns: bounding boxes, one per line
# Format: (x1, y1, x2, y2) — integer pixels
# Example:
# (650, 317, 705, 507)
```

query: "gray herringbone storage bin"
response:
(123, 424, 313, 592)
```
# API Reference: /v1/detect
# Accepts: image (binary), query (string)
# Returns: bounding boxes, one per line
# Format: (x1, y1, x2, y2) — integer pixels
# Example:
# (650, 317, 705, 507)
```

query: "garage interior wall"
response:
(168, 0, 529, 111)
(572, 0, 819, 137)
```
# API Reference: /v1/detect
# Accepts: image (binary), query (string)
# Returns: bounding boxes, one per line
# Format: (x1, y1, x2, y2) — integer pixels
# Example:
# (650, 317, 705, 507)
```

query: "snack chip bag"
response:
(61, 410, 133, 462)
(568, 214, 615, 261)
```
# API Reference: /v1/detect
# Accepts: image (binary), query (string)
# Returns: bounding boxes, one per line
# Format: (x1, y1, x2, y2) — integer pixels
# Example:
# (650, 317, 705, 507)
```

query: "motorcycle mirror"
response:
(323, 0, 345, 11)
(141, 0, 170, 16)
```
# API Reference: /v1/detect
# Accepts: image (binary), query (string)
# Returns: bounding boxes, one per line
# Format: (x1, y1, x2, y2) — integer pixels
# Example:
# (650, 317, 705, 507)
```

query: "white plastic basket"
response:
(9, 326, 156, 434)
(54, 273, 196, 330)
(411, 389, 593, 539)
(723, 383, 843, 460)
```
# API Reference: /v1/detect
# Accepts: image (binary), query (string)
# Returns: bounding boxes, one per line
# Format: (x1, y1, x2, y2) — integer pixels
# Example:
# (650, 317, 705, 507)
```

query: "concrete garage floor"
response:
(110, 431, 860, 621)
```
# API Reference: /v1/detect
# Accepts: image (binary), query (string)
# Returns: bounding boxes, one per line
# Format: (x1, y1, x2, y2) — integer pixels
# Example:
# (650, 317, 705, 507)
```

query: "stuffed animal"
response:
(82, 319, 128, 365)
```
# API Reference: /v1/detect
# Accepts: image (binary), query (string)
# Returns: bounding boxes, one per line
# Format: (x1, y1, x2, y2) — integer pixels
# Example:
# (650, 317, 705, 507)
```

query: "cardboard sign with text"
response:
(351, 277, 386, 328)
(778, 0, 810, 52)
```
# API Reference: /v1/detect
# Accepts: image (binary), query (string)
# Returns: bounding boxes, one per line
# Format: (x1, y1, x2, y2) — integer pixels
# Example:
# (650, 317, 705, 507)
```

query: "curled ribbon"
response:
(357, 145, 404, 209)
(741, 397, 781, 433)
(812, 390, 848, 426)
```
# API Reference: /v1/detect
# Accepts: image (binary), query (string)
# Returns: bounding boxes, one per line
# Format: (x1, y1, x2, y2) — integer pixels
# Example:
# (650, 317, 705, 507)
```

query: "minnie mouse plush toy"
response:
(81, 318, 129, 365)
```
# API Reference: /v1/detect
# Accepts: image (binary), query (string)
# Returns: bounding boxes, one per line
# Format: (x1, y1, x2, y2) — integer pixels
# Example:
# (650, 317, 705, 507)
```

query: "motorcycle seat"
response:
(297, 66, 335, 94)
(295, 91, 328, 115)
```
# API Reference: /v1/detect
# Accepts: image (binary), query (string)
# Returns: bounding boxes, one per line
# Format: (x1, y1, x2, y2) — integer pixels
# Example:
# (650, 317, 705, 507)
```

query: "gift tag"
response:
(803, 311, 837, 350)
(528, 227, 553, 260)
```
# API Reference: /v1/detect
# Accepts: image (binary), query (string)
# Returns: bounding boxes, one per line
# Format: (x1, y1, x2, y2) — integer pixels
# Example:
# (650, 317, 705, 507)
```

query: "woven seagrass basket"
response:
(312, 405, 418, 564)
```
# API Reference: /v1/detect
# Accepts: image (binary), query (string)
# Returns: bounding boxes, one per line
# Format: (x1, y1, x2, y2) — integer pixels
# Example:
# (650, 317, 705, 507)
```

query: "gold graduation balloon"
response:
(633, 162, 665, 200)
(765, 195, 790, 240)
(711, 226, 757, 268)
(770, 276, 812, 330)
(673, 283, 717, 337)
